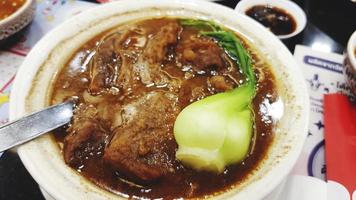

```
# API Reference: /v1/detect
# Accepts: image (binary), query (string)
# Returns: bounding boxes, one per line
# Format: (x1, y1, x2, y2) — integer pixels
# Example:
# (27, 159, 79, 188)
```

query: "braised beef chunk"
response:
(143, 21, 181, 64)
(135, 21, 182, 87)
(89, 22, 182, 94)
(177, 36, 225, 72)
(103, 91, 180, 182)
(88, 34, 122, 95)
(114, 29, 148, 94)
(89, 28, 148, 95)
(64, 104, 111, 167)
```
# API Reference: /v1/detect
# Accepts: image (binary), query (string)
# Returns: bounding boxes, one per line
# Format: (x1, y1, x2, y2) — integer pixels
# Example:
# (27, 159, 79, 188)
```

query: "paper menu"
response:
(292, 45, 351, 179)
(0, 52, 24, 125)
(293, 45, 355, 200)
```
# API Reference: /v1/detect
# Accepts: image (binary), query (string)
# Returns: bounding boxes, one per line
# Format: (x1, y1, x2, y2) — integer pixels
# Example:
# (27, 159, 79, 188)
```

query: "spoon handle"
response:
(0, 101, 74, 152)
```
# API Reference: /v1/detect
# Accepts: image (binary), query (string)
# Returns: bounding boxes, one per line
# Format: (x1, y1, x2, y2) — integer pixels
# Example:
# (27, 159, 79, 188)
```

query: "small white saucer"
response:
(235, 0, 307, 39)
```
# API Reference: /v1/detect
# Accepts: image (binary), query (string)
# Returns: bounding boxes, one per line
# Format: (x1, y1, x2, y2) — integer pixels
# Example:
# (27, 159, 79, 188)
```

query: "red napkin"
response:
(324, 93, 356, 195)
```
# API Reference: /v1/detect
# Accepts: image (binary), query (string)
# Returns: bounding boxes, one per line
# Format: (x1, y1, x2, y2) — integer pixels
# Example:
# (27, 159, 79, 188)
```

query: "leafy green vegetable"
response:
(180, 19, 256, 87)
(174, 19, 257, 173)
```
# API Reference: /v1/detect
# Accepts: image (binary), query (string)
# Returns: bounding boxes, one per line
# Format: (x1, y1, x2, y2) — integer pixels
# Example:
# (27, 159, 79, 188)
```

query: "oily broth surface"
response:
(0, 0, 26, 20)
(51, 18, 278, 199)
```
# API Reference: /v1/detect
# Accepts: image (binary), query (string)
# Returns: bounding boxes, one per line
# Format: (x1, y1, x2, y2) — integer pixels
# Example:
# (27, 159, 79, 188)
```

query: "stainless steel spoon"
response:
(0, 101, 75, 152)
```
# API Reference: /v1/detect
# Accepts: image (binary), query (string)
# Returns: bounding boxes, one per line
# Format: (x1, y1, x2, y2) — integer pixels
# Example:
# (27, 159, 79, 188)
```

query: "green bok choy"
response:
(174, 19, 257, 173)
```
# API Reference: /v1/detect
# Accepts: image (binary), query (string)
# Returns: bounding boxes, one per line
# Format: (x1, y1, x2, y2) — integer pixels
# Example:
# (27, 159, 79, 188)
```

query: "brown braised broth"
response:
(51, 18, 278, 199)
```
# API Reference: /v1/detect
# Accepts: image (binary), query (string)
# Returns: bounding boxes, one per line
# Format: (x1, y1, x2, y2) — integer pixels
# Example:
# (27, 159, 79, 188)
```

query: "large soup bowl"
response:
(9, 0, 309, 199)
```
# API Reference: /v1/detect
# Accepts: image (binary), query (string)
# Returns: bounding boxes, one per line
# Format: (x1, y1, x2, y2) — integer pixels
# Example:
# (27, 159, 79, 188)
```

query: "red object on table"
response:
(96, 0, 110, 3)
(324, 94, 356, 194)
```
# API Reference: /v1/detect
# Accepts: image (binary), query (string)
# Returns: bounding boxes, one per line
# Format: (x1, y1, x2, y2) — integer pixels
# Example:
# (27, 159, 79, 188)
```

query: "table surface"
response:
(0, 0, 355, 199)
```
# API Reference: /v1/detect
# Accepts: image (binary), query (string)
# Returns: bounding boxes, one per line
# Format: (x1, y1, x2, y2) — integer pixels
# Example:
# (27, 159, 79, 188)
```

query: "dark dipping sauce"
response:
(246, 5, 297, 36)
(51, 18, 279, 199)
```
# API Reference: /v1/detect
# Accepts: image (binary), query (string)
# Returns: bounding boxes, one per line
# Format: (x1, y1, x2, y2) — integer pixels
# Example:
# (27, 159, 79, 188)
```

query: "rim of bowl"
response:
(347, 30, 356, 70)
(9, 0, 309, 199)
(0, 0, 34, 25)
(235, 0, 307, 39)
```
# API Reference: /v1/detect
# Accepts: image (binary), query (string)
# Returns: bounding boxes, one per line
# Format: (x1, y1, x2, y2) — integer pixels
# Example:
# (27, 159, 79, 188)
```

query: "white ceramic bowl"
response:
(9, 0, 309, 199)
(235, 0, 307, 39)
(0, 0, 36, 40)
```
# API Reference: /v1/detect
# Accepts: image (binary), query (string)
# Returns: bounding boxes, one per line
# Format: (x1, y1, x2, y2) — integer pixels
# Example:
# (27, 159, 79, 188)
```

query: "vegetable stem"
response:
(174, 19, 257, 173)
